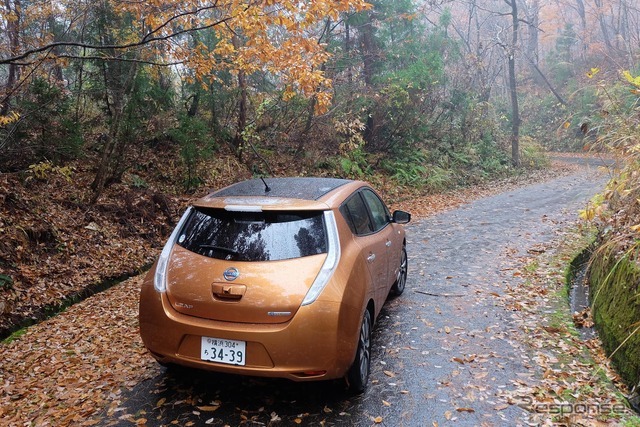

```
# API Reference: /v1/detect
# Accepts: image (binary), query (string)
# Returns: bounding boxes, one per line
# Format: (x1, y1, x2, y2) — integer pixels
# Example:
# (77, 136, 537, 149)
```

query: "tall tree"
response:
(1, 0, 21, 116)
(505, 0, 521, 166)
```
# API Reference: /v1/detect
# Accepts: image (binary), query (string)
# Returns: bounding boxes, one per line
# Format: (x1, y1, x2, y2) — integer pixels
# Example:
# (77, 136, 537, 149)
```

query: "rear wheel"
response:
(391, 245, 407, 296)
(347, 309, 372, 393)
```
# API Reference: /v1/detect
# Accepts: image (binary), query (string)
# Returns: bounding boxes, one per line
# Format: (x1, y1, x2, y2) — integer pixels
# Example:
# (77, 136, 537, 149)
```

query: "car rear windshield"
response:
(176, 208, 328, 261)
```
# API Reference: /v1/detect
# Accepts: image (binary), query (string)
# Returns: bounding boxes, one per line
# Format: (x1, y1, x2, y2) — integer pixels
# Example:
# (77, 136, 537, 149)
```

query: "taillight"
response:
(302, 211, 340, 305)
(154, 207, 193, 292)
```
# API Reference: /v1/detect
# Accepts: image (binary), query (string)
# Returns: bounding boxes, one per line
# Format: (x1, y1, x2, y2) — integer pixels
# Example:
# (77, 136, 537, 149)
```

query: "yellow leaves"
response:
(622, 70, 640, 94)
(586, 67, 600, 78)
(0, 110, 19, 126)
(213, 38, 235, 58)
(579, 203, 605, 222)
(622, 70, 640, 88)
(27, 161, 74, 183)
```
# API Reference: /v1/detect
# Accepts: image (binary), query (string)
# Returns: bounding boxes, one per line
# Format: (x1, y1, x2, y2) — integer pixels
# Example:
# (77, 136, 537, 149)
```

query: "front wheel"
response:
(391, 245, 407, 296)
(347, 309, 372, 393)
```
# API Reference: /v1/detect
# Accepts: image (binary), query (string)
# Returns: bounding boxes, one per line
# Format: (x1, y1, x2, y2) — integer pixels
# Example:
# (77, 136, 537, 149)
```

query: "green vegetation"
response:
(577, 67, 640, 400)
(588, 243, 640, 390)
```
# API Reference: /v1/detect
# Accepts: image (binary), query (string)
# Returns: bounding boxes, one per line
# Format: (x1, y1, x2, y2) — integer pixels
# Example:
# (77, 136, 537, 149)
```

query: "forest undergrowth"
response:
(0, 144, 581, 341)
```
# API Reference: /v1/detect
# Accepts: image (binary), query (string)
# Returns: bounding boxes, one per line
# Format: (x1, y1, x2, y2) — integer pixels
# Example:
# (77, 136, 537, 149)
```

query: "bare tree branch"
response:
(0, 11, 234, 65)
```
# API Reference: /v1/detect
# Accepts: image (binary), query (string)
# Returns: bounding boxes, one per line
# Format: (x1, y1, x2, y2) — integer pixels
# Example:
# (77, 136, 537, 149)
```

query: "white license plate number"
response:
(201, 337, 246, 366)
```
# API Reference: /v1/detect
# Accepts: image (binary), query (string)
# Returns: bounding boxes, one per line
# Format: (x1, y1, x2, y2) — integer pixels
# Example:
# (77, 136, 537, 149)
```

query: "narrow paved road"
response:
(103, 159, 608, 426)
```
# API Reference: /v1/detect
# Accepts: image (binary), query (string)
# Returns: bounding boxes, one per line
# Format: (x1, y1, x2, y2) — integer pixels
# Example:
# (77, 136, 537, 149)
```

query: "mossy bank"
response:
(588, 240, 640, 402)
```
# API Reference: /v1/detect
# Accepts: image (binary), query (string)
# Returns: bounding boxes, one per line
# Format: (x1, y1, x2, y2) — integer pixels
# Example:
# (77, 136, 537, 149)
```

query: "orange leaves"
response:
(0, 275, 160, 426)
(156, 0, 369, 111)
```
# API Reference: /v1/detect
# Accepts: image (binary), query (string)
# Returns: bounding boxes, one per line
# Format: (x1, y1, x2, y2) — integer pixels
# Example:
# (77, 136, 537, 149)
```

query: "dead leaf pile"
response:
(0, 275, 159, 426)
(0, 144, 258, 340)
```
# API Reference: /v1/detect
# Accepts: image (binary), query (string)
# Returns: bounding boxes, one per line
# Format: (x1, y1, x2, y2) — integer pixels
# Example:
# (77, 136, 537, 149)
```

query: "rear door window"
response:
(177, 208, 327, 261)
(341, 193, 373, 235)
(361, 189, 390, 232)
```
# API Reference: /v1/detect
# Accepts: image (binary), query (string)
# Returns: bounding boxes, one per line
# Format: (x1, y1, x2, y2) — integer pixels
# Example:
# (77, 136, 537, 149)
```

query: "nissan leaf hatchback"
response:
(139, 177, 410, 392)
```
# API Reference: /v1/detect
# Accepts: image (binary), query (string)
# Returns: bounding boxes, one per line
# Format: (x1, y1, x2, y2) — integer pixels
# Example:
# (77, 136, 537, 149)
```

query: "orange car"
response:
(139, 177, 410, 392)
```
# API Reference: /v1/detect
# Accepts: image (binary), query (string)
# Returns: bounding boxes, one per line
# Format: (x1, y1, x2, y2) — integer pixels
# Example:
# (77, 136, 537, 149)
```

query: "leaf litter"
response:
(0, 156, 610, 426)
(497, 227, 638, 425)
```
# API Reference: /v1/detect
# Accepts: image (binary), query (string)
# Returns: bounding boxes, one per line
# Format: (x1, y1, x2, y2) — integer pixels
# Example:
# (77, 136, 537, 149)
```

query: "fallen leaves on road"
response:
(390, 158, 582, 218)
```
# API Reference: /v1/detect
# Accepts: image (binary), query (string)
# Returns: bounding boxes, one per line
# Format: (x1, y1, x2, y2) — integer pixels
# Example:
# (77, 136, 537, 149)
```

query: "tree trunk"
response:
(594, 0, 614, 51)
(346, 18, 352, 86)
(47, 3, 64, 84)
(231, 35, 247, 158)
(90, 61, 139, 202)
(506, 0, 520, 167)
(297, 62, 329, 155)
(233, 69, 247, 158)
(526, 55, 567, 106)
(187, 92, 199, 117)
(575, 0, 587, 60)
(359, 11, 379, 147)
(522, 0, 540, 66)
(1, 0, 21, 116)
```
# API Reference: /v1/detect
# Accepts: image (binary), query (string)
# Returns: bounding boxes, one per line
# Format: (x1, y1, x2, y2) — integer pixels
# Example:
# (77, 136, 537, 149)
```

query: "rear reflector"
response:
(293, 371, 327, 378)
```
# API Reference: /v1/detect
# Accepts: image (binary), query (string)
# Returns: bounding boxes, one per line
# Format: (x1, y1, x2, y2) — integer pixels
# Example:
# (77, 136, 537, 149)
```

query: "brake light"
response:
(154, 207, 193, 292)
(302, 211, 340, 305)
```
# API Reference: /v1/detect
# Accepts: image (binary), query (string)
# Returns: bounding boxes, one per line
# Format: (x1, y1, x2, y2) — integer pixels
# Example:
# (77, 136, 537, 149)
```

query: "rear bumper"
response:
(138, 274, 361, 381)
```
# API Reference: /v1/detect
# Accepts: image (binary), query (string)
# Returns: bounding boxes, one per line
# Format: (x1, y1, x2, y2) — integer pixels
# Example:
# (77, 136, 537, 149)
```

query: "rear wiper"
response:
(198, 245, 239, 256)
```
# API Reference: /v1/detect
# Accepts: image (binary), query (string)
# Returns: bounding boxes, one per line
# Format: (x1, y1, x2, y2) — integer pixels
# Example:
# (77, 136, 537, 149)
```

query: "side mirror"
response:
(392, 210, 411, 224)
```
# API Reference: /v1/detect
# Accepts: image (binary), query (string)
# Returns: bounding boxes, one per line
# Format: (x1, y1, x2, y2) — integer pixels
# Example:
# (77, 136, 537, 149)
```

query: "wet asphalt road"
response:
(102, 158, 608, 427)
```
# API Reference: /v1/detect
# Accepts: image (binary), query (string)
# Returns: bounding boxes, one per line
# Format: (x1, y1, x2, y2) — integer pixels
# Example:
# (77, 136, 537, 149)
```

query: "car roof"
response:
(212, 177, 352, 200)
(195, 177, 366, 211)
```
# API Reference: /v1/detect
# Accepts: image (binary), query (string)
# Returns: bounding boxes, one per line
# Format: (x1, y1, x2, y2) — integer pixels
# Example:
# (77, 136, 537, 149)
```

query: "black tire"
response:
(347, 309, 372, 393)
(391, 245, 407, 296)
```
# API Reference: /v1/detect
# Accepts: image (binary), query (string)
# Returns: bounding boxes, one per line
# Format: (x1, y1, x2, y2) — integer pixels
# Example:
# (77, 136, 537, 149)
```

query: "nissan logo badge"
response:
(223, 267, 240, 281)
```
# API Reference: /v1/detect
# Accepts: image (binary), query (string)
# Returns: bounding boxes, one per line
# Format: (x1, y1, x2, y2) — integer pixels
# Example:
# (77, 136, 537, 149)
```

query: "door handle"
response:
(367, 253, 376, 263)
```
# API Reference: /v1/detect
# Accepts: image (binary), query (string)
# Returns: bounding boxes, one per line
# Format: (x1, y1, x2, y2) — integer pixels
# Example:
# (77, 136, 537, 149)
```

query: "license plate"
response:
(201, 337, 246, 366)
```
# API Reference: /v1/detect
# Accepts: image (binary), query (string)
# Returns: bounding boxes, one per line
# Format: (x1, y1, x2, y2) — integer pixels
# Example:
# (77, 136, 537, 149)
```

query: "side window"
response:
(361, 189, 389, 232)
(341, 193, 373, 235)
